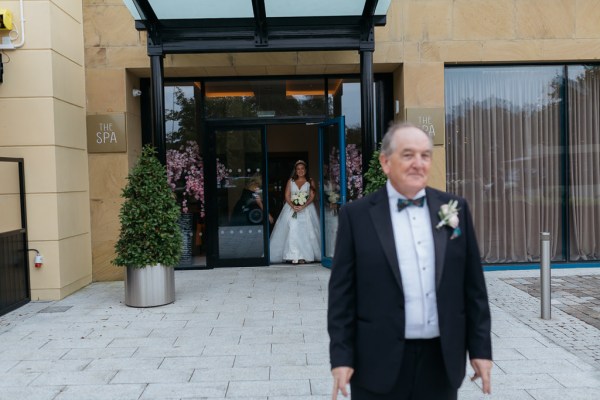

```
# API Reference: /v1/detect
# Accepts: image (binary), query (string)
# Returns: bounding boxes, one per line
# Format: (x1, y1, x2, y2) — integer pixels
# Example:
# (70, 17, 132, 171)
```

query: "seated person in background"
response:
(230, 174, 273, 225)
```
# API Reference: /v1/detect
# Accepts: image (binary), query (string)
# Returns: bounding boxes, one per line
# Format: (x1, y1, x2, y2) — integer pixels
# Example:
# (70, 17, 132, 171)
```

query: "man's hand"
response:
(331, 366, 354, 400)
(470, 358, 492, 394)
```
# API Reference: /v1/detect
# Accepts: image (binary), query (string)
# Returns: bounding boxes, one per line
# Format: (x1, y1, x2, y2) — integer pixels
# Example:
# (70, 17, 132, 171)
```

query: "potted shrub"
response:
(113, 145, 182, 307)
(363, 145, 387, 195)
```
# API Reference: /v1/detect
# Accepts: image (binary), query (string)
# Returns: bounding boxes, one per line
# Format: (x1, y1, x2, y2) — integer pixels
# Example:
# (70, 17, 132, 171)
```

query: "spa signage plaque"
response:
(87, 114, 127, 153)
(405, 108, 445, 146)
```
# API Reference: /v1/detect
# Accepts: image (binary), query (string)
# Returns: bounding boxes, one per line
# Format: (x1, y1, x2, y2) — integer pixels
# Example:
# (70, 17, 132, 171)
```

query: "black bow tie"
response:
(397, 196, 425, 212)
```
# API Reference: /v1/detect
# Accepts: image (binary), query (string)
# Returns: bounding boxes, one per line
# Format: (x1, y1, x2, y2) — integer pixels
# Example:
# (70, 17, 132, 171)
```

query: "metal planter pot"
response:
(124, 264, 175, 307)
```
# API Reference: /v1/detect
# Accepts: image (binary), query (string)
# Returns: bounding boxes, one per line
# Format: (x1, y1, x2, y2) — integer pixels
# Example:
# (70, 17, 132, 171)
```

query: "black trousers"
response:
(350, 338, 457, 400)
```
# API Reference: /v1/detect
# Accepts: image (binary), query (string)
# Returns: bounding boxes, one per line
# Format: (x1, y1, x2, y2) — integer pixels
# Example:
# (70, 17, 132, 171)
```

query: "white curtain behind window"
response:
(445, 67, 564, 263)
(568, 66, 600, 260)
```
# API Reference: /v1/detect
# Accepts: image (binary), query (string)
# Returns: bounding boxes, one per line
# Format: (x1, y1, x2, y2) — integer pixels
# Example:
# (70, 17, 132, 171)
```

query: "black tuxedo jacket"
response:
(328, 186, 492, 393)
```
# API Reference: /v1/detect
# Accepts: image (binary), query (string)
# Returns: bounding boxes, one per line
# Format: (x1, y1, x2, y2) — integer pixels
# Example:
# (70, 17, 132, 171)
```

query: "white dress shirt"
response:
(386, 181, 440, 339)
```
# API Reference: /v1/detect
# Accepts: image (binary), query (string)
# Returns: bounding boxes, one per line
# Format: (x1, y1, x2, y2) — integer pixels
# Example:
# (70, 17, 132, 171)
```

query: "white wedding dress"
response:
(269, 180, 322, 263)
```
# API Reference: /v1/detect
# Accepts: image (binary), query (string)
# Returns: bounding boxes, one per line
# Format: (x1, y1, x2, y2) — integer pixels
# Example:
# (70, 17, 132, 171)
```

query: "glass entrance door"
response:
(319, 117, 346, 268)
(207, 126, 268, 267)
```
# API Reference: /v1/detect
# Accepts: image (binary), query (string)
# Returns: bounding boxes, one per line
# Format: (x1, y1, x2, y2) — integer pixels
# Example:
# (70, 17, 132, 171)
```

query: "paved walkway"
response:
(505, 275, 600, 331)
(0, 266, 599, 399)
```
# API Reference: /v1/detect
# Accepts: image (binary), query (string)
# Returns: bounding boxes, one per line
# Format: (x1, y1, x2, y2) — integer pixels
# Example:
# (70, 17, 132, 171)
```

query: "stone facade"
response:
(1, 1, 599, 295)
(81, 0, 600, 282)
(80, 0, 600, 282)
(0, 0, 90, 299)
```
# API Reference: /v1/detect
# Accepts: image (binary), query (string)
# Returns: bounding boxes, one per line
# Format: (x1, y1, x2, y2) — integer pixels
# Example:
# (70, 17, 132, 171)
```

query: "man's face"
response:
(379, 127, 432, 198)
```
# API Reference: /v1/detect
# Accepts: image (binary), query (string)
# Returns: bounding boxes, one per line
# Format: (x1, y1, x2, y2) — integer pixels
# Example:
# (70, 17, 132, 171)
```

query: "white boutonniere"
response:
(436, 200, 461, 239)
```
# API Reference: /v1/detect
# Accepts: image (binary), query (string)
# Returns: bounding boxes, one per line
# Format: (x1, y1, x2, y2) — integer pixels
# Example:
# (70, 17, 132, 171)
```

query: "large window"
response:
(329, 79, 364, 201)
(567, 66, 600, 261)
(204, 79, 327, 118)
(147, 75, 393, 268)
(165, 83, 206, 267)
(446, 65, 600, 264)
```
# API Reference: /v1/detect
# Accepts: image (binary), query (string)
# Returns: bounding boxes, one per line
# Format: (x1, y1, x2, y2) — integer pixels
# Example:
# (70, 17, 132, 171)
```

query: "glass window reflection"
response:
(329, 78, 363, 201)
(205, 79, 326, 118)
(164, 83, 207, 267)
(445, 66, 564, 263)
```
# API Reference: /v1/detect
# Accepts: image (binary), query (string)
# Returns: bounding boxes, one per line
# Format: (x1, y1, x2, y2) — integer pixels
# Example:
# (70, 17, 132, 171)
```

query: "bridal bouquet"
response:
(328, 191, 340, 204)
(291, 190, 308, 219)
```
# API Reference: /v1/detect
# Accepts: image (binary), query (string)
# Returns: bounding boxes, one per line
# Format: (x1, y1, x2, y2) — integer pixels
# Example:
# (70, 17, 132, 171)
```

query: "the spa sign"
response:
(405, 108, 445, 146)
(87, 114, 127, 153)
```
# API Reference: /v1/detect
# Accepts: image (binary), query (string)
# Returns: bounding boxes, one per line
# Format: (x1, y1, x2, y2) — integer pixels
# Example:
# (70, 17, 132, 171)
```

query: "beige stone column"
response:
(396, 62, 446, 191)
(83, 0, 145, 282)
(0, 1, 92, 300)
(86, 70, 143, 282)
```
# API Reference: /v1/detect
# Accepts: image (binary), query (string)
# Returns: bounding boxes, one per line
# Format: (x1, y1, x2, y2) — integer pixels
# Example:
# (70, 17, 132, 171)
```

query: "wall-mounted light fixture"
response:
(0, 0, 26, 84)
(0, 9, 13, 31)
(0, 0, 24, 50)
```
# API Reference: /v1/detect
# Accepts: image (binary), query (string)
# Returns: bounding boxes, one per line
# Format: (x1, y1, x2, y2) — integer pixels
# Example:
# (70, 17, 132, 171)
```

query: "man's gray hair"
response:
(380, 122, 432, 157)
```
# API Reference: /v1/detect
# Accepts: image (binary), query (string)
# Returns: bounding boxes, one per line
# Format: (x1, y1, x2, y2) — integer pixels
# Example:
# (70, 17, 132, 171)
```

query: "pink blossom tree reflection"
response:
(327, 144, 363, 201)
(166, 141, 204, 216)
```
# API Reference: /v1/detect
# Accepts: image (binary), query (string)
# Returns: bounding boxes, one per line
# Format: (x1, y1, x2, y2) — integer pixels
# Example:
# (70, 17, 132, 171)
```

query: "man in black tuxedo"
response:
(328, 123, 492, 399)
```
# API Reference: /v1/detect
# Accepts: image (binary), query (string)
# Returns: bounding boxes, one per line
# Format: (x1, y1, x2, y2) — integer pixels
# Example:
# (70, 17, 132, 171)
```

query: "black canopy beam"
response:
(131, 0, 159, 24)
(252, 0, 268, 47)
(360, 0, 378, 171)
(150, 55, 166, 164)
(362, 0, 379, 17)
(133, 15, 386, 55)
(127, 0, 388, 170)
(132, 0, 163, 56)
(360, 0, 378, 50)
(360, 50, 375, 176)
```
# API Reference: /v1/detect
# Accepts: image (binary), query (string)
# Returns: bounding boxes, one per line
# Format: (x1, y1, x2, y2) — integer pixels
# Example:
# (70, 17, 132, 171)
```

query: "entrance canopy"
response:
(122, 0, 391, 171)
(123, 0, 391, 55)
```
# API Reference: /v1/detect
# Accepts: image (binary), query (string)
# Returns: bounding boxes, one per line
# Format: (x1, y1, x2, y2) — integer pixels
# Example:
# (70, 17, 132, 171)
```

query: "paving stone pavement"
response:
(0, 265, 599, 399)
(502, 272, 600, 369)
(504, 275, 600, 330)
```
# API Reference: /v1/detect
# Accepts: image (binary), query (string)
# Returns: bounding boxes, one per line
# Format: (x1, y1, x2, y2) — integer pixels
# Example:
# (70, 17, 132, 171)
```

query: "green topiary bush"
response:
(113, 145, 182, 268)
(363, 146, 387, 195)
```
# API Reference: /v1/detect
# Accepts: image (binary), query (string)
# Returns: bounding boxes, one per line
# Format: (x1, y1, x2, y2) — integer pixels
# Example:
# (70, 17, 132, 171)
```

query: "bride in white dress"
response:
(270, 160, 321, 264)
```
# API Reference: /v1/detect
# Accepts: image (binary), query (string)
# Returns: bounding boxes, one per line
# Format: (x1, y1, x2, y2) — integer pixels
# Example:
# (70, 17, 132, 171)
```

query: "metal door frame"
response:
(205, 123, 269, 268)
(0, 157, 31, 316)
(204, 117, 327, 268)
(318, 117, 346, 268)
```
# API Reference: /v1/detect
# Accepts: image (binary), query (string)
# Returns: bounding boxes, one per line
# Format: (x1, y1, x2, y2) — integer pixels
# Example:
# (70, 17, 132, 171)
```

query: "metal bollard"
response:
(540, 232, 551, 320)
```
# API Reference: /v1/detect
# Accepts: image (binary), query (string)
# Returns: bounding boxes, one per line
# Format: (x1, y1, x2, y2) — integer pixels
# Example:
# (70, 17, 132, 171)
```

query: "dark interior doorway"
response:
(267, 152, 307, 223)
(266, 124, 319, 229)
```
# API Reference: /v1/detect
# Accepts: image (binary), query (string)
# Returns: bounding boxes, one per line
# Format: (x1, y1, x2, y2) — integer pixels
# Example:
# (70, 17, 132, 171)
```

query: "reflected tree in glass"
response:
(166, 86, 197, 146)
